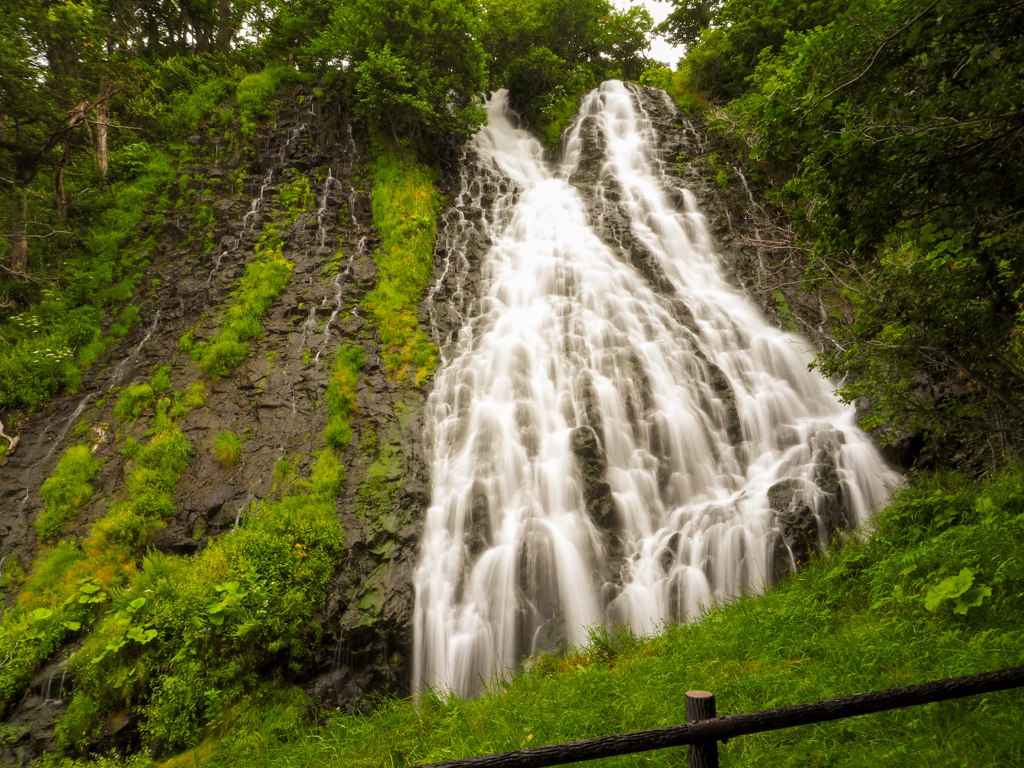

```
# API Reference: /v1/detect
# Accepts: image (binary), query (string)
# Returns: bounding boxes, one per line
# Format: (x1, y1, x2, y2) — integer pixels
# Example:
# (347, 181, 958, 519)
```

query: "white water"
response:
(413, 83, 899, 697)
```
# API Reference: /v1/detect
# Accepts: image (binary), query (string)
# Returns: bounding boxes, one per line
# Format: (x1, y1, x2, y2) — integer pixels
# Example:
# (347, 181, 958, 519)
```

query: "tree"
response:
(312, 0, 488, 147)
(481, 0, 654, 135)
(727, 0, 1024, 454)
(661, 0, 847, 100)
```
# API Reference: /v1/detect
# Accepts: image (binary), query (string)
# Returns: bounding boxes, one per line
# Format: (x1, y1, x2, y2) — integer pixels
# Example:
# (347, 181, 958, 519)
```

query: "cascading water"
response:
(413, 82, 900, 698)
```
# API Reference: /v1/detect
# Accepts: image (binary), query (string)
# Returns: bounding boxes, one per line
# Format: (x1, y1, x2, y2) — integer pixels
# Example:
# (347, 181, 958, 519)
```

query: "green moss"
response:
(36, 445, 101, 542)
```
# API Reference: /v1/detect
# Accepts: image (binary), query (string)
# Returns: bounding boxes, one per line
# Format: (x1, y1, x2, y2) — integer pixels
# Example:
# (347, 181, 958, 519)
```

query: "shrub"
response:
(37, 446, 101, 541)
(151, 365, 172, 393)
(114, 383, 155, 421)
(61, 475, 345, 752)
(214, 430, 242, 468)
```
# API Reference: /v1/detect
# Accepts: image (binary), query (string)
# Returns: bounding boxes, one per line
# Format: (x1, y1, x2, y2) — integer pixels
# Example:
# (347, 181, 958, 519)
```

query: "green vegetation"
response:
(481, 0, 655, 143)
(57, 450, 345, 753)
(236, 66, 294, 141)
(362, 153, 439, 382)
(312, 0, 487, 148)
(36, 445, 101, 542)
(151, 366, 172, 393)
(0, 414, 194, 717)
(114, 383, 156, 422)
(213, 430, 242, 468)
(325, 344, 365, 450)
(666, 0, 1024, 457)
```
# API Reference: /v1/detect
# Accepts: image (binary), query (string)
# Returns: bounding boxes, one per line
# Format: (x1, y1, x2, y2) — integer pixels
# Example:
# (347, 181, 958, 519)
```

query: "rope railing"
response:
(412, 665, 1024, 768)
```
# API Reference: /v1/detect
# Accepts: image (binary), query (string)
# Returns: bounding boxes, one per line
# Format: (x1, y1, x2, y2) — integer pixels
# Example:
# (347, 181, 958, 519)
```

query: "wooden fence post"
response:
(686, 690, 719, 768)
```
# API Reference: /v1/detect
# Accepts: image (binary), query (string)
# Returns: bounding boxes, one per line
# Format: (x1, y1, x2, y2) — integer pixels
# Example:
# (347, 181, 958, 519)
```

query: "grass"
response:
(57, 465, 1018, 768)
(213, 430, 242, 468)
(36, 445, 101, 542)
(362, 152, 439, 383)
(325, 344, 365, 450)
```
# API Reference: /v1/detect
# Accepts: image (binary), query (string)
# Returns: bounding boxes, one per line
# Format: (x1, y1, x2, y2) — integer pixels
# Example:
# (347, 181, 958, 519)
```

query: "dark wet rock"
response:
(767, 478, 819, 574)
(0, 649, 77, 766)
(571, 426, 615, 532)
(577, 370, 605, 445)
(707, 362, 742, 447)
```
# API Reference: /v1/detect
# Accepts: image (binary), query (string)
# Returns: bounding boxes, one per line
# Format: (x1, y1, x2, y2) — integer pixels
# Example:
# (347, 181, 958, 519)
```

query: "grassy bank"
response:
(41, 466, 1022, 767)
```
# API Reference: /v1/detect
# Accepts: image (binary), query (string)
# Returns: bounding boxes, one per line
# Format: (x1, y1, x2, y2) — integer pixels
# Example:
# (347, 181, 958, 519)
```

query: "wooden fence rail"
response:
(412, 665, 1024, 768)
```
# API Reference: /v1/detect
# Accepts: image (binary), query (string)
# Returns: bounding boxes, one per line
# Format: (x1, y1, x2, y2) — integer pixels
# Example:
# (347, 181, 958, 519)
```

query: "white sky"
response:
(612, 0, 685, 66)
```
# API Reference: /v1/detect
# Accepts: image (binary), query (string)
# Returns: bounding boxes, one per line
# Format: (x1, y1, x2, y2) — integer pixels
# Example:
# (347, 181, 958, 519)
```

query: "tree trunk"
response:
(96, 83, 110, 175)
(55, 138, 70, 220)
(217, 0, 235, 52)
(11, 188, 29, 274)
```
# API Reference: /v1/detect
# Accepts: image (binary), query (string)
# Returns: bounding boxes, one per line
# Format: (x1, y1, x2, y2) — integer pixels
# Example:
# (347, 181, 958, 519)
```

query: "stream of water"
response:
(412, 83, 899, 697)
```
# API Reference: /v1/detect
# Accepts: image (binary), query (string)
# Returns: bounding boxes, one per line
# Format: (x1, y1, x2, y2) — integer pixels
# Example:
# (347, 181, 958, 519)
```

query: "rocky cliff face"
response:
(0, 87, 433, 762)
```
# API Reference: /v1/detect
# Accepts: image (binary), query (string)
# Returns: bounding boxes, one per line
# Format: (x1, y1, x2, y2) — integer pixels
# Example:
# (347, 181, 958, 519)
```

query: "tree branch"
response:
(809, 0, 942, 111)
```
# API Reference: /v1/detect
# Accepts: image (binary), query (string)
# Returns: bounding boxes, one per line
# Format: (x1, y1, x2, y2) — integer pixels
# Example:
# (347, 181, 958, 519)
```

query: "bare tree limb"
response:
(0, 417, 19, 457)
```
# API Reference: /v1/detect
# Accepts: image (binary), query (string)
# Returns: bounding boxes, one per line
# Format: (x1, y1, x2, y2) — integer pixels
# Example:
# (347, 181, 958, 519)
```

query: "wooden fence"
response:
(412, 665, 1024, 768)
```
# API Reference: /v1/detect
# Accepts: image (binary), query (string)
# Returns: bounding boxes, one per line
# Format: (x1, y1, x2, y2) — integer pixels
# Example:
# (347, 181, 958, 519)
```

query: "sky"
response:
(612, 0, 685, 66)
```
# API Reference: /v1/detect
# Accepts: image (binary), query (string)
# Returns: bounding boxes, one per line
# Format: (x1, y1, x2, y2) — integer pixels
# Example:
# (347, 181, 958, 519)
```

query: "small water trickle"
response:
(317, 168, 335, 250)
(42, 392, 98, 462)
(242, 169, 275, 234)
(412, 84, 900, 698)
(315, 236, 365, 362)
(107, 309, 162, 392)
(347, 187, 361, 230)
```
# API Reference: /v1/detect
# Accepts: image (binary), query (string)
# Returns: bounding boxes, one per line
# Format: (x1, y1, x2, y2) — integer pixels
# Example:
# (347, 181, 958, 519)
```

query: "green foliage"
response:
(362, 153, 439, 382)
(89, 427, 193, 552)
(150, 365, 172, 393)
(325, 345, 365, 450)
(0, 542, 100, 717)
(639, 66, 707, 112)
(923, 568, 992, 616)
(314, 0, 488, 148)
(37, 445, 101, 542)
(236, 66, 290, 141)
(114, 383, 155, 422)
(121, 436, 141, 460)
(1, 371, 205, 716)
(662, 0, 845, 101)
(213, 430, 242, 468)
(60, 474, 345, 753)
(722, 0, 1024, 452)
(481, 0, 654, 141)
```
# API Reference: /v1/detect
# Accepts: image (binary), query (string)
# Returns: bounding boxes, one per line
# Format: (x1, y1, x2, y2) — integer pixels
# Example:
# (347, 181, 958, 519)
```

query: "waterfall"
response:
(413, 82, 899, 697)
